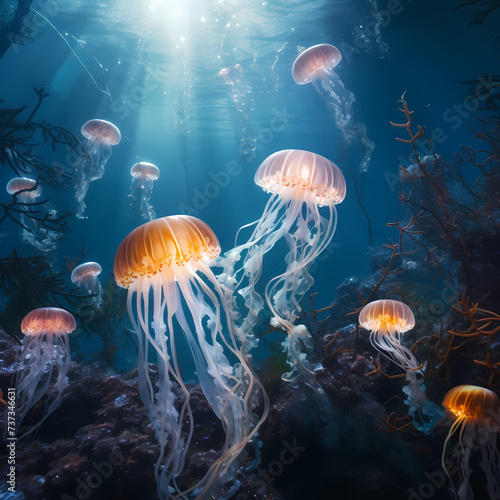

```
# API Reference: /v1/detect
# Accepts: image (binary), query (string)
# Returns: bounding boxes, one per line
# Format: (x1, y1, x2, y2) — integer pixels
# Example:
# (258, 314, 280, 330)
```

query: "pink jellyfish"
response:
(128, 162, 160, 221)
(292, 44, 374, 171)
(6, 177, 57, 252)
(71, 262, 103, 310)
(219, 149, 345, 387)
(75, 119, 121, 218)
(13, 307, 75, 439)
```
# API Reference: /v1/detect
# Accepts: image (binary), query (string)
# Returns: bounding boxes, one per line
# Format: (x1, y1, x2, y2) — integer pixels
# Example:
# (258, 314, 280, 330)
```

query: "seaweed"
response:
(0, 251, 81, 338)
(0, 87, 92, 189)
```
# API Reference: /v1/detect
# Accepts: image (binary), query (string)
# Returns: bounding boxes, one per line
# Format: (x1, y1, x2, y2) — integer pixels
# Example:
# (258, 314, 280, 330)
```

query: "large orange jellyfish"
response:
(128, 162, 160, 221)
(219, 149, 345, 390)
(13, 307, 75, 440)
(441, 385, 500, 499)
(6, 177, 58, 252)
(292, 44, 374, 171)
(359, 299, 443, 432)
(75, 119, 121, 218)
(114, 215, 268, 500)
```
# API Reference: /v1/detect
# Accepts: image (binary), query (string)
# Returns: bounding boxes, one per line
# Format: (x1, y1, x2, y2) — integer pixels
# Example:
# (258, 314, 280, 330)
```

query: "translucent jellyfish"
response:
(75, 119, 121, 218)
(216, 64, 256, 159)
(12, 307, 75, 440)
(359, 299, 443, 432)
(219, 149, 345, 384)
(114, 215, 268, 500)
(292, 44, 374, 171)
(441, 385, 500, 499)
(128, 162, 160, 221)
(6, 177, 57, 252)
(71, 261, 103, 310)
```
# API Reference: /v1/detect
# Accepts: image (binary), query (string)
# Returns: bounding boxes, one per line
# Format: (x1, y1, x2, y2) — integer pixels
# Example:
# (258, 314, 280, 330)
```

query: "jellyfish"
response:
(71, 261, 103, 310)
(75, 119, 121, 218)
(219, 150, 345, 383)
(6, 177, 58, 252)
(216, 64, 256, 159)
(441, 385, 500, 499)
(128, 162, 160, 221)
(292, 44, 374, 171)
(11, 307, 75, 440)
(359, 299, 443, 433)
(114, 215, 268, 500)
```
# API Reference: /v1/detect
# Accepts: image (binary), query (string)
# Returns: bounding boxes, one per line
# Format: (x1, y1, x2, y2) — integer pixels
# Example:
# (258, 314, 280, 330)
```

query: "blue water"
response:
(1, 0, 499, 366)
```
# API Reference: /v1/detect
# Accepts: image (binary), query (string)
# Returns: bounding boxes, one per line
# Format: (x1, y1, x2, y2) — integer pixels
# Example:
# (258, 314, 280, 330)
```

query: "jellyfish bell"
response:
(6, 177, 41, 199)
(81, 119, 121, 147)
(130, 162, 160, 181)
(441, 385, 500, 499)
(292, 43, 342, 85)
(292, 43, 374, 171)
(71, 262, 103, 310)
(12, 307, 75, 440)
(114, 215, 268, 500)
(75, 119, 121, 219)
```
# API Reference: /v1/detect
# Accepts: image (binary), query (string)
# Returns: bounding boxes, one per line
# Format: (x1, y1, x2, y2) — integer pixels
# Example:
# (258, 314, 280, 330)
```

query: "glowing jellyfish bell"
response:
(129, 162, 160, 221)
(75, 119, 121, 219)
(292, 44, 374, 171)
(6, 177, 57, 252)
(442, 385, 500, 499)
(13, 307, 76, 440)
(6, 177, 40, 201)
(71, 262, 103, 310)
(114, 215, 267, 500)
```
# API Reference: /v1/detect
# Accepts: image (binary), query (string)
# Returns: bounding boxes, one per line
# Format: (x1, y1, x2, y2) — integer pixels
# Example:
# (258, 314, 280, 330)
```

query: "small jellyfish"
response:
(75, 119, 121, 218)
(216, 64, 255, 158)
(292, 44, 374, 171)
(11, 307, 75, 440)
(359, 299, 443, 432)
(128, 162, 160, 221)
(216, 64, 243, 86)
(441, 385, 500, 499)
(6, 177, 57, 252)
(71, 261, 103, 310)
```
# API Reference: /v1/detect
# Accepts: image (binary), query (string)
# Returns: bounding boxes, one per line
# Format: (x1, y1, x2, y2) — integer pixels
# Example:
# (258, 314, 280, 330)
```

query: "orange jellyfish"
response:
(71, 261, 103, 309)
(220, 149, 345, 388)
(6, 177, 57, 252)
(359, 299, 443, 432)
(75, 119, 121, 218)
(14, 307, 75, 439)
(129, 162, 160, 221)
(114, 215, 268, 500)
(441, 385, 500, 499)
(292, 44, 374, 171)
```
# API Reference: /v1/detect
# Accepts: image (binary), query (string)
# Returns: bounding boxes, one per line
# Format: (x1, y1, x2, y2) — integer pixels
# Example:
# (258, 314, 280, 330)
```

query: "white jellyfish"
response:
(10, 307, 75, 440)
(292, 44, 374, 171)
(6, 177, 58, 252)
(71, 261, 103, 310)
(216, 64, 256, 159)
(75, 119, 121, 218)
(128, 162, 160, 221)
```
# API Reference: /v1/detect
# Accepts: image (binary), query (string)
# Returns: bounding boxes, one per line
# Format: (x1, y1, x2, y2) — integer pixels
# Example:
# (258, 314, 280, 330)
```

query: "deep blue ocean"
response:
(1, 1, 499, 499)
